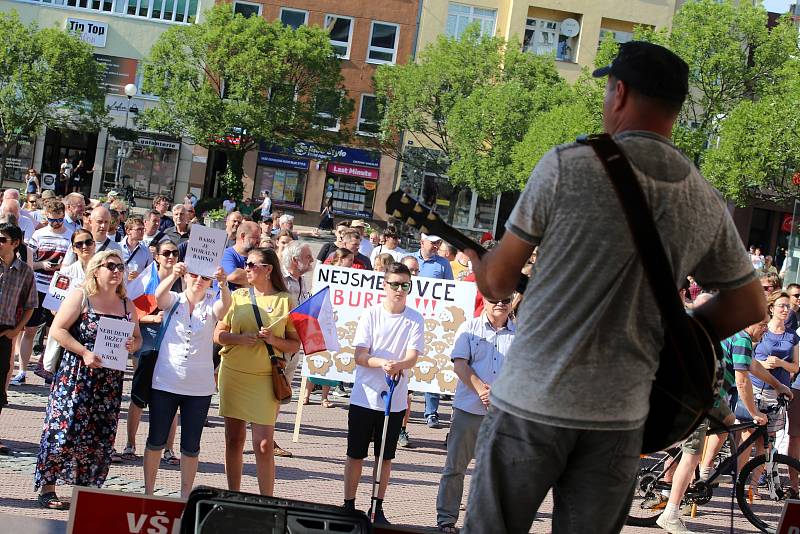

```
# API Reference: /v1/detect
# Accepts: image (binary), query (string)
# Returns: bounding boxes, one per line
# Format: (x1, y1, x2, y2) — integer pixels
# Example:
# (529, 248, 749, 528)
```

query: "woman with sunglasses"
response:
(123, 240, 182, 464)
(214, 247, 300, 496)
(35, 250, 141, 509)
(143, 261, 231, 497)
(58, 229, 95, 284)
(25, 169, 40, 196)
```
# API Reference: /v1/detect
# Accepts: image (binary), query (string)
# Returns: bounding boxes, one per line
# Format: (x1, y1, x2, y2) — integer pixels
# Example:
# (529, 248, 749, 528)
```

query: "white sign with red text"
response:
(301, 264, 475, 394)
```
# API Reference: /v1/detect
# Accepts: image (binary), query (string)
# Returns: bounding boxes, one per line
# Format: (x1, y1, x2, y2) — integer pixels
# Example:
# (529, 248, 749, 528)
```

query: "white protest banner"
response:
(94, 317, 134, 371)
(301, 264, 475, 395)
(43, 272, 76, 312)
(185, 224, 227, 278)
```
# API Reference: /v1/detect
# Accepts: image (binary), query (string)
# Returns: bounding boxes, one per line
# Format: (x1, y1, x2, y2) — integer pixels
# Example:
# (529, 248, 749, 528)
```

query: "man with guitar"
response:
(459, 42, 765, 533)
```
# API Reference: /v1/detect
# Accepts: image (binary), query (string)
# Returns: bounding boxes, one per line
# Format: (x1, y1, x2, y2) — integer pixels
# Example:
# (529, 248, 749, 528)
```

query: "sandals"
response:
(437, 525, 459, 534)
(161, 449, 180, 466)
(120, 445, 137, 461)
(302, 397, 311, 405)
(38, 492, 69, 510)
(321, 399, 334, 408)
(110, 449, 124, 464)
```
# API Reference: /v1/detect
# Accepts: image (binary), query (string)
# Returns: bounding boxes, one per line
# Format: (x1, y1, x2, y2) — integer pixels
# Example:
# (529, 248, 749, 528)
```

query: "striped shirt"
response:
(720, 331, 753, 406)
(0, 257, 38, 326)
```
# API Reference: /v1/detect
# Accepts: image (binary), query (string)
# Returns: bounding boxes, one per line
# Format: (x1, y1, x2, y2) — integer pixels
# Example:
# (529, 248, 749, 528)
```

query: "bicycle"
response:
(628, 396, 800, 533)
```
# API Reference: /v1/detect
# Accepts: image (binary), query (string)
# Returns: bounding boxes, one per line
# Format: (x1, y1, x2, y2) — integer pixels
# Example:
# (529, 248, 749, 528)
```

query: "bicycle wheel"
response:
(627, 453, 673, 527)
(736, 453, 800, 533)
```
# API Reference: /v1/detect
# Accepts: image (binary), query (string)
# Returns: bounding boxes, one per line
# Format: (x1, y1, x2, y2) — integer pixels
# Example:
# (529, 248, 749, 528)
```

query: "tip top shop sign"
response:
(66, 18, 108, 48)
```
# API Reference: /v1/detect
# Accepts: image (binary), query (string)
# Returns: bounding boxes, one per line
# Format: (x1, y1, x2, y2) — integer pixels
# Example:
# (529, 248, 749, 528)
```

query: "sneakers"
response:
(398, 429, 410, 448)
(331, 384, 350, 398)
(9, 373, 25, 386)
(643, 493, 669, 510)
(427, 414, 441, 429)
(33, 367, 53, 384)
(656, 513, 696, 534)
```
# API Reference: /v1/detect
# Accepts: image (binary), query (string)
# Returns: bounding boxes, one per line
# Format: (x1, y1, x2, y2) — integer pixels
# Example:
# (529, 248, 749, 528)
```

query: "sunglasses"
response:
(386, 281, 412, 292)
(73, 239, 94, 249)
(160, 250, 179, 258)
(47, 217, 65, 224)
(0, 236, 9, 244)
(763, 285, 774, 291)
(188, 272, 212, 282)
(486, 298, 512, 305)
(102, 262, 125, 273)
(245, 261, 269, 270)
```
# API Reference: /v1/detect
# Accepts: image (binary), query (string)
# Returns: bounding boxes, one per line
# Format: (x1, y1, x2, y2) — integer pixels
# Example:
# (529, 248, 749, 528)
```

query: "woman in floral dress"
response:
(34, 250, 142, 509)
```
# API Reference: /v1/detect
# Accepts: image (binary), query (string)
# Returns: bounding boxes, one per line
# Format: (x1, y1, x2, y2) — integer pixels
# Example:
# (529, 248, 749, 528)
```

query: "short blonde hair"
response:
(84, 250, 128, 299)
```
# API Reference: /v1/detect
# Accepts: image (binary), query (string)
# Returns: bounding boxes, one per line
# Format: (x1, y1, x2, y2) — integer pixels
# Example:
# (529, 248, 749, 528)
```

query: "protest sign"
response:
(185, 224, 227, 278)
(67, 486, 185, 534)
(94, 317, 134, 371)
(301, 264, 476, 395)
(42, 271, 76, 312)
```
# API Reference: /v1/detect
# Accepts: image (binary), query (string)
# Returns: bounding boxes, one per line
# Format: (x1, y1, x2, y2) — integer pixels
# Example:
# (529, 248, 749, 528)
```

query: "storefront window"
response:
(254, 165, 306, 207)
(0, 136, 36, 184)
(326, 162, 378, 219)
(103, 136, 179, 200)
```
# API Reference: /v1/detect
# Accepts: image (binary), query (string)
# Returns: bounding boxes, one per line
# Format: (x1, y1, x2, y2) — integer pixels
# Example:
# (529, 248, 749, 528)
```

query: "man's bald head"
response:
(89, 205, 111, 241)
(3, 189, 19, 200)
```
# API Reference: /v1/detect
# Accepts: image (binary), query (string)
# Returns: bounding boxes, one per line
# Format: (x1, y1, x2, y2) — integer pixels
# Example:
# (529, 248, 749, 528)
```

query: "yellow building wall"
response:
(416, 0, 678, 82)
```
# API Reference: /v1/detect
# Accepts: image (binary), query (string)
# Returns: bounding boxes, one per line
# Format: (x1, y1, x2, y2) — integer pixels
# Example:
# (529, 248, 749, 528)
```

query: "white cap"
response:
(421, 233, 442, 242)
(108, 190, 119, 197)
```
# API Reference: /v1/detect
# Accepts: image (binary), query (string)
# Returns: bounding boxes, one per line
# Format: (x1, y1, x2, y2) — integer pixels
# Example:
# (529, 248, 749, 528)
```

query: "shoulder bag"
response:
(249, 287, 293, 403)
(131, 298, 181, 408)
(579, 133, 723, 454)
(43, 289, 88, 374)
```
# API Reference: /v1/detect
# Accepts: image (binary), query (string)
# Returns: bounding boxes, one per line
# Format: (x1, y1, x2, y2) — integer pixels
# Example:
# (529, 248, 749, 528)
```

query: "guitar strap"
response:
(580, 134, 702, 341)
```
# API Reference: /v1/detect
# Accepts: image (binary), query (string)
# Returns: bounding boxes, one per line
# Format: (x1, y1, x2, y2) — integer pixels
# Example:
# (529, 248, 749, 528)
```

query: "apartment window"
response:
(523, 18, 579, 62)
(357, 94, 380, 136)
(367, 21, 399, 64)
(325, 15, 354, 59)
(233, 1, 261, 18)
(599, 28, 633, 46)
(314, 90, 342, 131)
(280, 7, 307, 29)
(446, 3, 496, 39)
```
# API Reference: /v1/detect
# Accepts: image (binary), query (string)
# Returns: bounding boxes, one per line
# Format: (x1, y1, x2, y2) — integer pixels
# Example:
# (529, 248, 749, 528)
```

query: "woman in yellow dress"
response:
(214, 247, 300, 496)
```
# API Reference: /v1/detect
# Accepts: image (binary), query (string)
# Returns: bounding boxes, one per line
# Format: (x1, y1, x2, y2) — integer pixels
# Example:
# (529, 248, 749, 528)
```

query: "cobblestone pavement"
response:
(0, 371, 762, 533)
(0, 232, 763, 532)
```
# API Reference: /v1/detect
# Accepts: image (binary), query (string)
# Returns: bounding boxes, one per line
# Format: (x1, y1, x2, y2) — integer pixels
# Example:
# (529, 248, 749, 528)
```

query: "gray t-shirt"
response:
(493, 131, 756, 431)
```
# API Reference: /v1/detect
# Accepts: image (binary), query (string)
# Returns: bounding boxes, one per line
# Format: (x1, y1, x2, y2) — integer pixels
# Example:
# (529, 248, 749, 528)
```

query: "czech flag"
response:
(126, 262, 160, 319)
(289, 287, 341, 355)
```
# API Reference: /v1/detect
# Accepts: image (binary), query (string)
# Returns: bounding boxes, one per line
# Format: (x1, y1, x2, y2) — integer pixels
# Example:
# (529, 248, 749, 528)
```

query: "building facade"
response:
(0, 0, 212, 203)
(399, 0, 678, 240)
(193, 0, 420, 223)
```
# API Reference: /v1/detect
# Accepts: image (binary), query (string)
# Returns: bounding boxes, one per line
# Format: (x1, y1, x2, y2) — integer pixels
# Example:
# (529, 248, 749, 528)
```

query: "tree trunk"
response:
(223, 149, 245, 202)
(0, 141, 9, 190)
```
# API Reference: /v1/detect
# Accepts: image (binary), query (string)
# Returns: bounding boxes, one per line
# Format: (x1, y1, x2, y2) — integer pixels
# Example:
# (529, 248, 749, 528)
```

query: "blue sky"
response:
(763, 0, 793, 13)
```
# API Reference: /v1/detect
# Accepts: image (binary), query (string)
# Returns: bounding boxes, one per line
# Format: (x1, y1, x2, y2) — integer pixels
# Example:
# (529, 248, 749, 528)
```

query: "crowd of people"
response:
(0, 187, 518, 530)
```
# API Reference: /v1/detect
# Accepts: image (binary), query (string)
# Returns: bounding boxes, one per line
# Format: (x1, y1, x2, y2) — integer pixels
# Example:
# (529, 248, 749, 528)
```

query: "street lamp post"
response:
(114, 83, 138, 190)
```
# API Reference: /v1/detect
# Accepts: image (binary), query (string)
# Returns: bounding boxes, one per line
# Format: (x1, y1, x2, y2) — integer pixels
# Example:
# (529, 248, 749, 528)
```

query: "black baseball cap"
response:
(592, 41, 689, 104)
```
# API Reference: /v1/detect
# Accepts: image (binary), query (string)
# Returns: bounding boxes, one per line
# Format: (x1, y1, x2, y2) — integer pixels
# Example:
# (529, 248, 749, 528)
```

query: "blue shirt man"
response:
(414, 232, 453, 428)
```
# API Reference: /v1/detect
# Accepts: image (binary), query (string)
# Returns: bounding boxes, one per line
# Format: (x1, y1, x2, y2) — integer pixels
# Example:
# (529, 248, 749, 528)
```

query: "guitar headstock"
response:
(385, 190, 445, 236)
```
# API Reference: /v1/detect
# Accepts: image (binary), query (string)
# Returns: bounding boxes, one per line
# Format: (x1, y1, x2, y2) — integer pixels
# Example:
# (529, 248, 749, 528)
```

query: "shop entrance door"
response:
(42, 128, 98, 196)
(203, 149, 228, 200)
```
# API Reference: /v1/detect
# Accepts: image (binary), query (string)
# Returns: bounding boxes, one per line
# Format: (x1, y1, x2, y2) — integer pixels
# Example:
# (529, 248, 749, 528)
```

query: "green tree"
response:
(140, 4, 353, 200)
(0, 10, 107, 185)
(374, 24, 568, 196)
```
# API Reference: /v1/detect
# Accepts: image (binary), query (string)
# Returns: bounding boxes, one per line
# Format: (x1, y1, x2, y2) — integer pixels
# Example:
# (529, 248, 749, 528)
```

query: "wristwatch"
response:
(219, 281, 229, 288)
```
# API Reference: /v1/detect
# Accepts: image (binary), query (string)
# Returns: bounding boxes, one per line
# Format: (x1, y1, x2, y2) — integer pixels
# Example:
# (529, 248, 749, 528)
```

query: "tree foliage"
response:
(0, 10, 107, 181)
(140, 4, 352, 199)
(374, 25, 568, 196)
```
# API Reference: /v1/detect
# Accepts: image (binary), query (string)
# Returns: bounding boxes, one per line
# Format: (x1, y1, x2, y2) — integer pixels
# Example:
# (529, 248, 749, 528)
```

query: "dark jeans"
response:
(146, 389, 211, 457)
(0, 326, 11, 410)
(462, 409, 644, 534)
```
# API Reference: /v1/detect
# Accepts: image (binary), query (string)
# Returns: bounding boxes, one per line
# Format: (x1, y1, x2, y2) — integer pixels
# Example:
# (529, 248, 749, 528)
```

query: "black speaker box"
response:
(180, 486, 372, 534)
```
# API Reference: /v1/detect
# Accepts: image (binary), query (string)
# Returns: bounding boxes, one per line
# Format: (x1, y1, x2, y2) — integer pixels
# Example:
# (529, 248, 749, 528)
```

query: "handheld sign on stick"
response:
(185, 224, 227, 278)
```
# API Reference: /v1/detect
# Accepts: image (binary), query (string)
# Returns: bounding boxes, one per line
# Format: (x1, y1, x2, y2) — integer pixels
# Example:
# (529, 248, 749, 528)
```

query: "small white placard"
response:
(95, 317, 134, 371)
(43, 272, 75, 312)
(65, 18, 108, 47)
(185, 224, 227, 278)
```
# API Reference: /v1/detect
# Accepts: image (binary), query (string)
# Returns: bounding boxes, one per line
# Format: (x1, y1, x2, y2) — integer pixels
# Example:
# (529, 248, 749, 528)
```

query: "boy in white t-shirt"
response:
(343, 262, 424, 524)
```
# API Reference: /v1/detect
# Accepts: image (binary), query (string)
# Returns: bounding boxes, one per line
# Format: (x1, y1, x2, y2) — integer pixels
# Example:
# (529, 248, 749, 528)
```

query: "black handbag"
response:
(580, 133, 723, 454)
(131, 299, 181, 408)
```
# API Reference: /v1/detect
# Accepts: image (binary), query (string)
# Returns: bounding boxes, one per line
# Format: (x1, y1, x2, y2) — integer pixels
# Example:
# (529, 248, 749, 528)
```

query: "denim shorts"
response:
(146, 389, 211, 457)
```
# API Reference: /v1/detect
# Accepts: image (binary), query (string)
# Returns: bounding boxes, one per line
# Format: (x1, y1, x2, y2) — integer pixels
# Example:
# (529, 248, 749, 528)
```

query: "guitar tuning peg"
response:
(405, 218, 417, 226)
(413, 204, 424, 213)
(392, 210, 402, 218)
